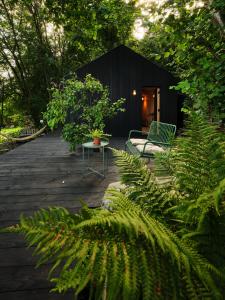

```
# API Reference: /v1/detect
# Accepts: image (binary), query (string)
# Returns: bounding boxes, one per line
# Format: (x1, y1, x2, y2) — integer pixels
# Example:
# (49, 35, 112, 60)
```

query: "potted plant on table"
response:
(86, 129, 111, 145)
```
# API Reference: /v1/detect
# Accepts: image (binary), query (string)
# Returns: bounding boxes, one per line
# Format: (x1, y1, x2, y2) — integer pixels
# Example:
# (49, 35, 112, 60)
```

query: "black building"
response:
(76, 45, 183, 137)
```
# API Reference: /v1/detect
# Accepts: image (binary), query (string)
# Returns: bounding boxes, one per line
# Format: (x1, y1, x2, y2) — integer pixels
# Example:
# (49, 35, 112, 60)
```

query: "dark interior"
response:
(141, 87, 159, 131)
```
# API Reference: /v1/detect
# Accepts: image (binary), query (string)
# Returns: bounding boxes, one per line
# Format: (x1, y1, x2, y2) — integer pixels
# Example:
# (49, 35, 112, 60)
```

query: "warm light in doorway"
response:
(132, 89, 137, 96)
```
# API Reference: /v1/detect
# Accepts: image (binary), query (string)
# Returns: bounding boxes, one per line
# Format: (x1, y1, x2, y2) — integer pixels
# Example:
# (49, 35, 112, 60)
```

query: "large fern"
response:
(179, 178, 225, 272)
(112, 149, 177, 221)
(8, 192, 223, 300)
(171, 112, 225, 199)
(152, 112, 225, 272)
(112, 112, 225, 278)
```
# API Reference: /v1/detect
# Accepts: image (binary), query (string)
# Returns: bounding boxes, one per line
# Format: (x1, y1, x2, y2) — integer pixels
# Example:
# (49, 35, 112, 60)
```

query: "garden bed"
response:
(0, 127, 23, 143)
(0, 127, 24, 154)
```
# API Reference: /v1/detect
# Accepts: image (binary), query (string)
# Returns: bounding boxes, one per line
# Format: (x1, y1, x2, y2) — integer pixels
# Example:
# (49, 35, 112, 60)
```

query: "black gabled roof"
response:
(76, 45, 173, 76)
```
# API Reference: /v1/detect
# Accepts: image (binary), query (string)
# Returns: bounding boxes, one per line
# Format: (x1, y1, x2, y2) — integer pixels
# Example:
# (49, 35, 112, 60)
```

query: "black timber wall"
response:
(77, 45, 180, 137)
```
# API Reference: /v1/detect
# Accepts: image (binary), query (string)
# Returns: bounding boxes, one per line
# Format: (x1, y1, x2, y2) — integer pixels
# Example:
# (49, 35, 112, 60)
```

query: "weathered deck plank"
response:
(0, 133, 125, 299)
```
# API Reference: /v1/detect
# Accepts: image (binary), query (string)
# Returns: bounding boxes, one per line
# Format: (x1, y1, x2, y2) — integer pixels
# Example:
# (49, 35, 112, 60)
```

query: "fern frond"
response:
(111, 149, 175, 219)
(181, 178, 225, 269)
(172, 113, 225, 199)
(13, 193, 223, 300)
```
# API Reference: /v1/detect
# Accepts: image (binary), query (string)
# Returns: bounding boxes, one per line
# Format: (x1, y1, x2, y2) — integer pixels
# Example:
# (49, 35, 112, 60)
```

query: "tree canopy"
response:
(137, 0, 225, 121)
(0, 0, 137, 124)
(0, 0, 224, 125)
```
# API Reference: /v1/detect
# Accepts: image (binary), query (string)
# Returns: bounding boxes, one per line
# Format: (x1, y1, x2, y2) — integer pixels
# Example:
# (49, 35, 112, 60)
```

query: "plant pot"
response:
(93, 137, 101, 145)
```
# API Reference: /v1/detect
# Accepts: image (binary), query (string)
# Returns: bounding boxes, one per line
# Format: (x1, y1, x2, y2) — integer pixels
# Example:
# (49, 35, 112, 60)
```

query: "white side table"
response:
(82, 141, 109, 178)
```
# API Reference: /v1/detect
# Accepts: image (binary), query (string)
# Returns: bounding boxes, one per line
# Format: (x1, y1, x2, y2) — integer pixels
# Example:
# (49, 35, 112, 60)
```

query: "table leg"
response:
(106, 148, 108, 171)
(103, 146, 105, 176)
(82, 144, 108, 178)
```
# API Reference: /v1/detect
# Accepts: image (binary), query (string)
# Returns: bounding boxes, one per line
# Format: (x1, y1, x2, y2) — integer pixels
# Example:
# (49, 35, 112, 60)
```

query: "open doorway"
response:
(141, 87, 160, 132)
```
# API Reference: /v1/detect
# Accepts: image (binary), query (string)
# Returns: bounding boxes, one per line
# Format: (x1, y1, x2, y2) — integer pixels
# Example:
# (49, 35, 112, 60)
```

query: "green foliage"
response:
(151, 111, 225, 272)
(181, 178, 225, 270)
(8, 197, 223, 300)
(0, 89, 27, 127)
(0, 0, 60, 123)
(61, 123, 89, 151)
(4, 113, 225, 298)
(0, 0, 137, 124)
(0, 127, 23, 143)
(6, 114, 24, 127)
(112, 149, 170, 218)
(44, 75, 125, 150)
(164, 112, 225, 271)
(86, 129, 111, 139)
(170, 111, 225, 199)
(45, 0, 138, 64)
(137, 0, 225, 121)
(113, 112, 225, 292)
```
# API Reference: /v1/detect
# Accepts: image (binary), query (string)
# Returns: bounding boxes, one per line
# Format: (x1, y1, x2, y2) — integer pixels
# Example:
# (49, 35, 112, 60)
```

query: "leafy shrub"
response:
(7, 114, 25, 126)
(0, 127, 23, 144)
(0, 94, 27, 127)
(44, 74, 125, 150)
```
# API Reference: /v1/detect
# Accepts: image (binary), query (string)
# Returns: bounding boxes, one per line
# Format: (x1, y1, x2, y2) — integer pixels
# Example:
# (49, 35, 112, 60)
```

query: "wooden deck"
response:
(0, 132, 125, 300)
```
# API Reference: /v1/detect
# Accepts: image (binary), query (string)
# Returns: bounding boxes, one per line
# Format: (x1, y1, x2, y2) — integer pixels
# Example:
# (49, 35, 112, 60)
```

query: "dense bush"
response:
(0, 127, 23, 144)
(137, 0, 225, 122)
(44, 74, 125, 150)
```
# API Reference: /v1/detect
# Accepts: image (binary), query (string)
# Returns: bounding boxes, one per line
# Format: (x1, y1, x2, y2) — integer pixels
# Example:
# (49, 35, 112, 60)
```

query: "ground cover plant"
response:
(5, 111, 225, 299)
(0, 127, 23, 144)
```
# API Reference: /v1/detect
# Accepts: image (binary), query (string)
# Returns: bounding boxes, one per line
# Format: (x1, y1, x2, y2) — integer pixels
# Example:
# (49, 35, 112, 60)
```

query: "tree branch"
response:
(208, 0, 225, 39)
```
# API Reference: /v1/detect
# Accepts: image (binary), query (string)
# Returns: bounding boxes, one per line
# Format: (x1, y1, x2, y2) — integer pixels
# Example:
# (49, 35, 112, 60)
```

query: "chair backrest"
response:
(147, 121, 176, 145)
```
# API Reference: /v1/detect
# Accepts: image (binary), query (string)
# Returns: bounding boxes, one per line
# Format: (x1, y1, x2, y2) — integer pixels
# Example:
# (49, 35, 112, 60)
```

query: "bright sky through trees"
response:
(133, 0, 165, 39)
(133, 0, 205, 39)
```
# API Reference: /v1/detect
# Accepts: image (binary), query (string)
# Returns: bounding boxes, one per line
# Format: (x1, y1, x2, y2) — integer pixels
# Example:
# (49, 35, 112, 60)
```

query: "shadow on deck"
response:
(0, 132, 125, 300)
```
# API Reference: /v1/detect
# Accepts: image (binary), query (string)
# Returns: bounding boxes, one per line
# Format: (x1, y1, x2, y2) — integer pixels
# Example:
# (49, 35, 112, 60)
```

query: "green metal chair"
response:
(125, 121, 176, 159)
